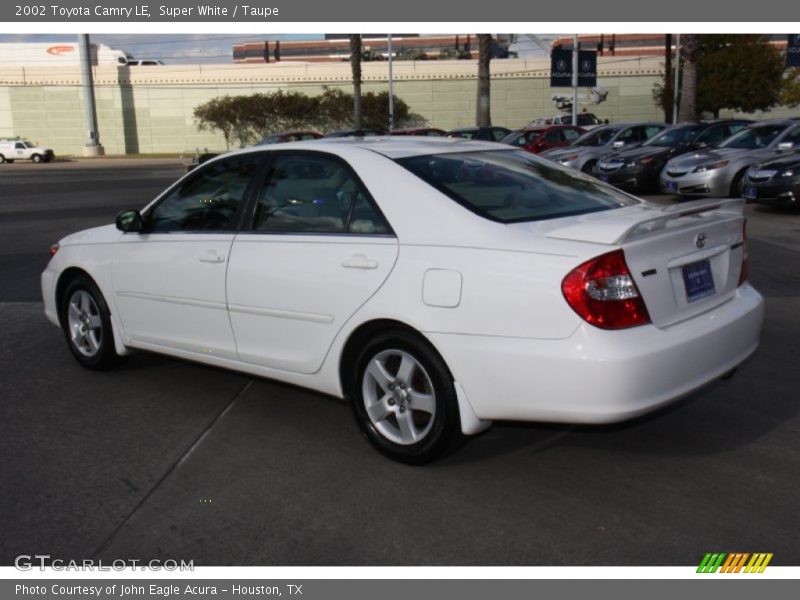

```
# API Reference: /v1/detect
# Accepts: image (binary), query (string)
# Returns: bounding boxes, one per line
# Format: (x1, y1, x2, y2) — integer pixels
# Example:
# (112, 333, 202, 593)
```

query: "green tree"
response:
(696, 35, 784, 117)
(654, 35, 786, 120)
(193, 89, 424, 144)
(476, 34, 492, 127)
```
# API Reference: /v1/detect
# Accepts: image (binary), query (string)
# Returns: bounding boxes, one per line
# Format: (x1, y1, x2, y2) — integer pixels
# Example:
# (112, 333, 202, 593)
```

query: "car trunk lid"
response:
(543, 198, 747, 328)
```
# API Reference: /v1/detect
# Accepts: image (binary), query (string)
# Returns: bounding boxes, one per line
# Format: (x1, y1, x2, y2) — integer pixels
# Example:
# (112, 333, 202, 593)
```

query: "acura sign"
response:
(551, 49, 597, 87)
(787, 34, 800, 68)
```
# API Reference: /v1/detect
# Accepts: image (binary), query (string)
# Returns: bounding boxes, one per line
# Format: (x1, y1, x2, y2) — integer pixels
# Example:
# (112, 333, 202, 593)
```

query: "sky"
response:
(0, 33, 556, 64)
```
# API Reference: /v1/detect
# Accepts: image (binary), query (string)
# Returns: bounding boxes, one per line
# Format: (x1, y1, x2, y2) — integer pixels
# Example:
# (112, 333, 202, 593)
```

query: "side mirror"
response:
(612, 140, 625, 148)
(777, 142, 794, 152)
(116, 209, 143, 233)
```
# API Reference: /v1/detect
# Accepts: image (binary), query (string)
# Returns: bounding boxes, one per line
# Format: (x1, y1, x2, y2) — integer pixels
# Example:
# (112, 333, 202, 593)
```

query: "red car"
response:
(390, 128, 446, 136)
(501, 125, 585, 154)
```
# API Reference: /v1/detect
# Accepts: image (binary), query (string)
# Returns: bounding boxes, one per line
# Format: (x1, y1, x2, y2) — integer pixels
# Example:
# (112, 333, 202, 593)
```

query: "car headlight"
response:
(559, 154, 579, 162)
(693, 160, 729, 173)
(778, 169, 796, 178)
(626, 157, 654, 168)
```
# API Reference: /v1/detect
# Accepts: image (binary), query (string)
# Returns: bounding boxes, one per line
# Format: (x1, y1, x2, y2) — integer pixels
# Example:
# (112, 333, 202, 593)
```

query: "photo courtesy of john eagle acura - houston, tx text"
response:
(41, 137, 764, 463)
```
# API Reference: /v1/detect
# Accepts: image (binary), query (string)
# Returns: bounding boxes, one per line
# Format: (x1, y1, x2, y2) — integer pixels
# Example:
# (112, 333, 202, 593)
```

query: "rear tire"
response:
(0, 154, 5, 164)
(348, 329, 464, 464)
(59, 275, 120, 370)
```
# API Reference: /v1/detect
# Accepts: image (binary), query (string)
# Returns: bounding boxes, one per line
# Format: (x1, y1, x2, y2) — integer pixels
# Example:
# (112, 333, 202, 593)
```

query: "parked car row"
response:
(522, 118, 800, 207)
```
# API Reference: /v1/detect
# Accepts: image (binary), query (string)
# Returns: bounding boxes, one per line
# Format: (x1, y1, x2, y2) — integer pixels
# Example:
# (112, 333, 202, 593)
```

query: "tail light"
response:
(49, 243, 59, 257)
(738, 220, 748, 286)
(561, 249, 651, 330)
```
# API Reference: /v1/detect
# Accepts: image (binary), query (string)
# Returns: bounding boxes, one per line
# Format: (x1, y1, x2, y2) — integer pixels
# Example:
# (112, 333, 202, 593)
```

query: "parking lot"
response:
(1, 158, 799, 566)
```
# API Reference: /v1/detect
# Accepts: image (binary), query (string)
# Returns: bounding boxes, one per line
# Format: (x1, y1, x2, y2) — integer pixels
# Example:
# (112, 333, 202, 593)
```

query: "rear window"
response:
(396, 150, 637, 223)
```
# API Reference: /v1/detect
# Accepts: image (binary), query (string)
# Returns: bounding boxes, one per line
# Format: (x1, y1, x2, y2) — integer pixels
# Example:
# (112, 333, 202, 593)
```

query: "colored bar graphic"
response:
(697, 553, 727, 573)
(698, 552, 773, 573)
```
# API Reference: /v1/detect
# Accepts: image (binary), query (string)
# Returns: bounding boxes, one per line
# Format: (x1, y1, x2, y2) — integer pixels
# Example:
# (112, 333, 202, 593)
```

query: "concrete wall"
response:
(0, 56, 794, 156)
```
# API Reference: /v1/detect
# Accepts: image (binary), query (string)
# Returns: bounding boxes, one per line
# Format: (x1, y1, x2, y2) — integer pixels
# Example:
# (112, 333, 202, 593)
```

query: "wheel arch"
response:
(54, 266, 132, 356)
(337, 318, 490, 436)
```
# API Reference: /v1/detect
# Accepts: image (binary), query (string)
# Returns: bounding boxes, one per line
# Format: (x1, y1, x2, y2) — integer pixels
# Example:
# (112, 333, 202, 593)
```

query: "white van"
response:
(0, 139, 55, 163)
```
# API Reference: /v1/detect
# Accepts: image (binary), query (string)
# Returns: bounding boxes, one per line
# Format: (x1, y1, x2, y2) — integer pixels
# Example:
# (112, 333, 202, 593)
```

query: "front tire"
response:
(349, 329, 463, 464)
(730, 169, 747, 198)
(59, 276, 120, 370)
(31, 154, 42, 163)
(581, 160, 597, 174)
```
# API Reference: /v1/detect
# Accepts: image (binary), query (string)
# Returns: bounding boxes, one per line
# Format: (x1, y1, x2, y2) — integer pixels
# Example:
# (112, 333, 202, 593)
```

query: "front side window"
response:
(146, 154, 262, 232)
(782, 125, 800, 146)
(253, 153, 389, 235)
(544, 130, 562, 143)
(562, 128, 582, 142)
(397, 150, 637, 224)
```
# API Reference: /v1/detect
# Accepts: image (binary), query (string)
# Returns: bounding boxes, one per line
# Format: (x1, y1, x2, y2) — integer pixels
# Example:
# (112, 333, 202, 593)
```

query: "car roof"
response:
(223, 136, 509, 160)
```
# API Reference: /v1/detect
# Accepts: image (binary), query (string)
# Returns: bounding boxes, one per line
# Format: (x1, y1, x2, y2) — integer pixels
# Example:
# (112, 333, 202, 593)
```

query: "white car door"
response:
(226, 151, 399, 374)
(112, 153, 265, 360)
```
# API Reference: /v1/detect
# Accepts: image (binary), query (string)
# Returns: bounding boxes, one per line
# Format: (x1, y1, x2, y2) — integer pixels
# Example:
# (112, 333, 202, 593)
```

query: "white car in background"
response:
(0, 139, 54, 163)
(41, 138, 764, 463)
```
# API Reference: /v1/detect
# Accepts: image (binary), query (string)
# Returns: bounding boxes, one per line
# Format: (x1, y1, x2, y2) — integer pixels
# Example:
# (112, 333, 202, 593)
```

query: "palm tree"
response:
(678, 34, 699, 122)
(349, 34, 363, 128)
(476, 34, 492, 127)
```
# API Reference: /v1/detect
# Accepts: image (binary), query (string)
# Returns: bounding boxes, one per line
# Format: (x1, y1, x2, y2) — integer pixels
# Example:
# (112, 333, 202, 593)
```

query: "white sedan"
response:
(41, 138, 764, 463)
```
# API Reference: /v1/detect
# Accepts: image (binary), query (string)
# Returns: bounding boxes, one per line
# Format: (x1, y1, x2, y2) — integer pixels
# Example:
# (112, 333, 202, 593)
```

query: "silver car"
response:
(540, 122, 665, 173)
(660, 120, 800, 198)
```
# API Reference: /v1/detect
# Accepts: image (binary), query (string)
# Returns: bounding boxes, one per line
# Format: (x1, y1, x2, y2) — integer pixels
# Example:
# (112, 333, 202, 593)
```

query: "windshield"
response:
(574, 127, 619, 147)
(719, 125, 786, 149)
(396, 150, 638, 224)
(644, 125, 703, 147)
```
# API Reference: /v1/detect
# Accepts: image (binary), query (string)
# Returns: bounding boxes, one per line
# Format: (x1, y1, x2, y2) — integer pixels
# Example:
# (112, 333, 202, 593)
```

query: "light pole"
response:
(78, 34, 104, 156)
(388, 34, 394, 132)
(572, 34, 579, 126)
(672, 34, 681, 124)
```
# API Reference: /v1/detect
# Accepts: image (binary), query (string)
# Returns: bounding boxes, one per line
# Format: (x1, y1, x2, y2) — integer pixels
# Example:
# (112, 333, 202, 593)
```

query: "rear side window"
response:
(397, 150, 637, 224)
(253, 153, 390, 235)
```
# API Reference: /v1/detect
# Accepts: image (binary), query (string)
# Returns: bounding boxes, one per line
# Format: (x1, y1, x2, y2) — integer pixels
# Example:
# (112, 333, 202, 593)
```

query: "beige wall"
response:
(0, 57, 793, 156)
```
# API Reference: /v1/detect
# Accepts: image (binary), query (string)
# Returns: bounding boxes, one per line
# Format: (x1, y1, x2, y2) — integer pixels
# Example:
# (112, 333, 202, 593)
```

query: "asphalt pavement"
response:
(1, 159, 799, 566)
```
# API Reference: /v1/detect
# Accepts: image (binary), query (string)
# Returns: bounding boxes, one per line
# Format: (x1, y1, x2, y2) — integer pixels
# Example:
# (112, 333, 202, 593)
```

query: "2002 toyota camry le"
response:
(42, 138, 765, 463)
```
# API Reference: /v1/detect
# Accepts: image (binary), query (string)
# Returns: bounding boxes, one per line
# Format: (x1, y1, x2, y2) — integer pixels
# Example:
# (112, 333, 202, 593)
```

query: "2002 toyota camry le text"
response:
(41, 138, 765, 463)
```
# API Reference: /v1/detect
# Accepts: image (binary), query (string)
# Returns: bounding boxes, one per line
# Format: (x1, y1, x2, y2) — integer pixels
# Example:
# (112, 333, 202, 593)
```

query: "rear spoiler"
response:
(546, 198, 745, 245)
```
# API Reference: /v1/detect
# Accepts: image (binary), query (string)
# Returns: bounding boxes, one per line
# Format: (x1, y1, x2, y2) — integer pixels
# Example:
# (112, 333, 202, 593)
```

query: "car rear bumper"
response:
(430, 283, 764, 424)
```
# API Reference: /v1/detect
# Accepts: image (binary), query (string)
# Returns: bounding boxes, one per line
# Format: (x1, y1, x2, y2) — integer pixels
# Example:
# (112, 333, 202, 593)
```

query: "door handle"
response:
(198, 250, 225, 263)
(342, 253, 378, 269)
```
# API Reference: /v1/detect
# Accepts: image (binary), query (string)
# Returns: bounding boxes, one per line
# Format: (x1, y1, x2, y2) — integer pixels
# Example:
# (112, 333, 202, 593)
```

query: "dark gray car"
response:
(539, 122, 666, 173)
